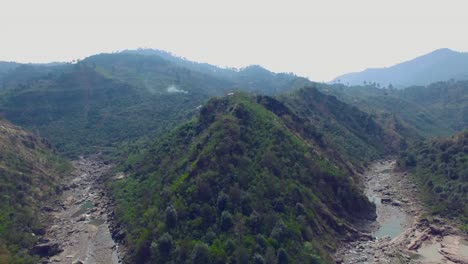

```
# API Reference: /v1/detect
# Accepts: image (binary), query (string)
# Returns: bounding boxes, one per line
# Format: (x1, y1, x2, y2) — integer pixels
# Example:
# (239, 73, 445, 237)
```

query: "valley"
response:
(39, 155, 121, 264)
(0, 47, 466, 264)
(336, 159, 468, 264)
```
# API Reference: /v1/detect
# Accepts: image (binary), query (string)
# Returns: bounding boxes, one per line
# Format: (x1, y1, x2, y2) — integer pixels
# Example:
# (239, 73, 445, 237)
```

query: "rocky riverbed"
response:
(36, 155, 123, 264)
(335, 159, 468, 264)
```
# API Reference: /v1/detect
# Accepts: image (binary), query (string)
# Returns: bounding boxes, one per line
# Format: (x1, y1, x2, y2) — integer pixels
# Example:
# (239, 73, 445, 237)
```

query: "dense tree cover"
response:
(0, 52, 312, 157)
(319, 80, 468, 138)
(398, 131, 468, 228)
(121, 49, 312, 95)
(279, 87, 399, 171)
(0, 120, 71, 263)
(0, 64, 207, 156)
(111, 93, 381, 263)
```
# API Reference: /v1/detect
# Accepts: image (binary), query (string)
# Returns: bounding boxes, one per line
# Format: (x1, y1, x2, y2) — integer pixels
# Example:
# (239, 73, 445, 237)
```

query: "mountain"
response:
(333, 48, 468, 88)
(398, 130, 468, 227)
(278, 86, 399, 170)
(122, 49, 312, 95)
(110, 89, 405, 263)
(318, 80, 468, 138)
(0, 119, 71, 263)
(0, 51, 312, 157)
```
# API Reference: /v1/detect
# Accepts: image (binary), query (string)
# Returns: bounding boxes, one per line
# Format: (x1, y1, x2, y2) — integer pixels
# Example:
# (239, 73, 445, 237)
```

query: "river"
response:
(336, 159, 468, 264)
(40, 155, 121, 264)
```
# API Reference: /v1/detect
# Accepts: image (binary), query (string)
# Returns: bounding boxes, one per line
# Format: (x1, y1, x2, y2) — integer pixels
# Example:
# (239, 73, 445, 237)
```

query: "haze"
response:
(1, 0, 468, 81)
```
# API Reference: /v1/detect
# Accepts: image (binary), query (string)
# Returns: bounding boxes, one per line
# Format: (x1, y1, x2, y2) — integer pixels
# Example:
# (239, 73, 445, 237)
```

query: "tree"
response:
(253, 253, 266, 264)
(165, 205, 178, 229)
(277, 248, 288, 264)
(191, 242, 210, 264)
(217, 192, 228, 211)
(220, 211, 233, 231)
(151, 233, 173, 260)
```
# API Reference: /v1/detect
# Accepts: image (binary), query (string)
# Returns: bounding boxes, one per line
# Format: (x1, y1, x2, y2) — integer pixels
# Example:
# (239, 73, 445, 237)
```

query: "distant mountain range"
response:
(332, 48, 468, 88)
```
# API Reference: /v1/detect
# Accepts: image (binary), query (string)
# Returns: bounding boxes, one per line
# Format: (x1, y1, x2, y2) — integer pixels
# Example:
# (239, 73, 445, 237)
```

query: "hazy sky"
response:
(1, 0, 467, 81)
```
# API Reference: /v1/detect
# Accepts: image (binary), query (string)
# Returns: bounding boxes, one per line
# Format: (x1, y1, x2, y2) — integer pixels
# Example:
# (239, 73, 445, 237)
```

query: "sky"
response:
(1, 0, 467, 81)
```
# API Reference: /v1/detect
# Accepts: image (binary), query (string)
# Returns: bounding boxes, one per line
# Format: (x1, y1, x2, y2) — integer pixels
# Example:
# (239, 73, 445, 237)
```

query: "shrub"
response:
(165, 205, 178, 229)
(220, 211, 233, 231)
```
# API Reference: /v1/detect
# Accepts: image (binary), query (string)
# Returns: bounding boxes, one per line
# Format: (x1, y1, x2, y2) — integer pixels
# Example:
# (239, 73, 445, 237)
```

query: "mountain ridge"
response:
(333, 48, 468, 88)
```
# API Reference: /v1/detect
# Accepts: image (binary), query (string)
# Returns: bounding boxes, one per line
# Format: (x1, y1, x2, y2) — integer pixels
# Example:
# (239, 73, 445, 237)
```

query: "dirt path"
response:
(335, 159, 468, 264)
(38, 155, 122, 264)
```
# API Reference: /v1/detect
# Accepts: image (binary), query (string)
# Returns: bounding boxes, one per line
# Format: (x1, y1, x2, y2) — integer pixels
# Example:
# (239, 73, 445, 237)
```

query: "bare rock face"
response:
(30, 242, 63, 257)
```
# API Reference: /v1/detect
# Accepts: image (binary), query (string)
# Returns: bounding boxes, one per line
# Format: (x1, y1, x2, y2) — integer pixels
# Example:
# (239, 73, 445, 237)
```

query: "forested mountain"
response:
(333, 48, 468, 88)
(111, 91, 397, 263)
(1, 47, 467, 263)
(0, 52, 310, 156)
(398, 131, 468, 227)
(279, 87, 402, 170)
(318, 80, 468, 138)
(122, 49, 311, 94)
(0, 119, 71, 263)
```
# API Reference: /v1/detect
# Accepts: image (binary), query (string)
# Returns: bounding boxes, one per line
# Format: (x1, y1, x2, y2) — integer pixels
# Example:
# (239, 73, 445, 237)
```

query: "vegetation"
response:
(111, 93, 382, 263)
(0, 52, 312, 157)
(279, 86, 399, 171)
(319, 80, 467, 138)
(0, 120, 71, 263)
(398, 131, 468, 225)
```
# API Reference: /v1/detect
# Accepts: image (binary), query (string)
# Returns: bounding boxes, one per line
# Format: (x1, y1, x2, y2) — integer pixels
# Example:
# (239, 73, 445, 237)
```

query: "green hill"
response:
(279, 86, 400, 171)
(110, 92, 398, 263)
(0, 119, 71, 263)
(398, 131, 468, 227)
(0, 65, 206, 156)
(319, 80, 468, 138)
(0, 52, 312, 157)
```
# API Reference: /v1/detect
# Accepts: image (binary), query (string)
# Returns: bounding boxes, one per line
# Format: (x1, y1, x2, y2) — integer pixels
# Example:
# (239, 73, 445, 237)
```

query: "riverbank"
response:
(37, 155, 123, 264)
(335, 159, 468, 264)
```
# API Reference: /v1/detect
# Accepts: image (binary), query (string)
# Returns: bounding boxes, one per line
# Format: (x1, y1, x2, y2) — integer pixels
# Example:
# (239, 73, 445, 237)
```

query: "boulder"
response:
(381, 197, 392, 204)
(112, 229, 125, 242)
(30, 242, 63, 257)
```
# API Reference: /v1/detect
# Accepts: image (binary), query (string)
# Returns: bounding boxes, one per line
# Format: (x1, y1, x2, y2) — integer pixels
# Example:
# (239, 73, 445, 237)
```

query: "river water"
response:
(335, 159, 414, 263)
(364, 160, 412, 240)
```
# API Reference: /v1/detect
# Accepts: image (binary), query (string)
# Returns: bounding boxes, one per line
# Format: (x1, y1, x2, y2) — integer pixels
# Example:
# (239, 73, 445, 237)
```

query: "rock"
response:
(72, 260, 84, 264)
(381, 197, 392, 204)
(38, 237, 50, 243)
(32, 227, 46, 236)
(429, 225, 444, 235)
(391, 201, 401, 206)
(112, 229, 125, 242)
(30, 242, 63, 257)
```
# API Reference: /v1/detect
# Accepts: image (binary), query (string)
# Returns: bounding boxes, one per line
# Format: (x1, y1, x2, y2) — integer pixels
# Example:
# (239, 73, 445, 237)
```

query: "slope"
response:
(398, 130, 468, 227)
(319, 80, 468, 137)
(110, 92, 394, 263)
(0, 51, 312, 157)
(0, 119, 71, 264)
(0, 64, 207, 156)
(333, 48, 468, 88)
(121, 49, 312, 95)
(278, 86, 399, 171)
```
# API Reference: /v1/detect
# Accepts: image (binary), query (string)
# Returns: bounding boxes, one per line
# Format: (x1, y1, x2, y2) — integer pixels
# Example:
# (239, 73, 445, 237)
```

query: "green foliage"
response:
(0, 120, 71, 263)
(278, 86, 396, 170)
(398, 130, 468, 224)
(111, 93, 377, 263)
(320, 80, 468, 138)
(0, 52, 313, 158)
